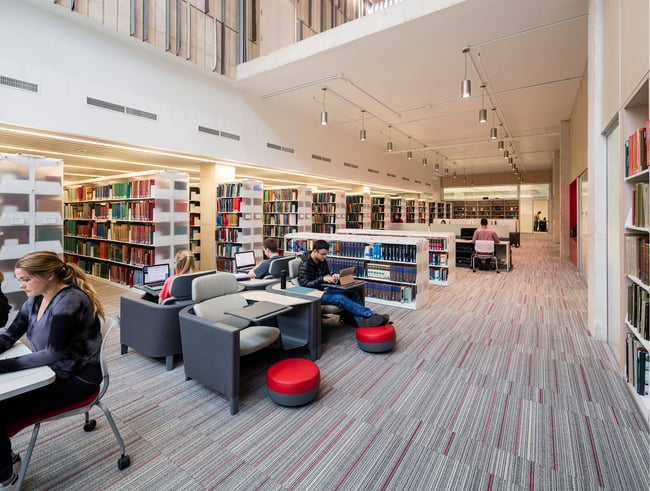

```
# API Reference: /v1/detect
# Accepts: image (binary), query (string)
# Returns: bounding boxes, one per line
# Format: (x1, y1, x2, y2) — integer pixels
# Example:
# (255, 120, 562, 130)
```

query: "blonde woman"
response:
(0, 251, 105, 487)
(158, 249, 196, 303)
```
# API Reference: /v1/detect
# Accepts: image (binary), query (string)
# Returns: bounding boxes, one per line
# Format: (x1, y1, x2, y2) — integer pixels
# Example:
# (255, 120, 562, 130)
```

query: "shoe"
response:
(0, 472, 17, 489)
(357, 314, 385, 328)
(11, 453, 20, 475)
(379, 314, 390, 325)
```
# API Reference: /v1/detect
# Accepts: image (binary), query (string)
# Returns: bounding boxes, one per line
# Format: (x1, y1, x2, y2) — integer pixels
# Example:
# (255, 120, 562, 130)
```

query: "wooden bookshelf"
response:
(284, 232, 430, 310)
(312, 191, 345, 233)
(216, 179, 263, 272)
(263, 186, 312, 254)
(63, 170, 189, 286)
(450, 199, 519, 219)
(0, 153, 64, 312)
(390, 197, 404, 223)
(345, 193, 371, 229)
(371, 195, 389, 229)
(189, 186, 201, 269)
(621, 78, 649, 424)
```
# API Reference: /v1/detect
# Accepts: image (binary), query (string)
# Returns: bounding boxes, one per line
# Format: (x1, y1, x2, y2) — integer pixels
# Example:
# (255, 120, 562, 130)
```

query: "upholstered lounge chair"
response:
(178, 272, 281, 414)
(120, 270, 215, 370)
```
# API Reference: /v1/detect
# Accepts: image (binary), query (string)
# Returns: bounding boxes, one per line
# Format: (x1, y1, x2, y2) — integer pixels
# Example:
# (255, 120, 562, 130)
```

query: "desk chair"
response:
(472, 240, 499, 273)
(8, 319, 130, 490)
(178, 273, 281, 414)
(264, 256, 295, 279)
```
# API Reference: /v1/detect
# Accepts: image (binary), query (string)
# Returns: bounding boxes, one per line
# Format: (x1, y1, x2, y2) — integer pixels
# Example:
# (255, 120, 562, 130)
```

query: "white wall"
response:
(0, 1, 436, 194)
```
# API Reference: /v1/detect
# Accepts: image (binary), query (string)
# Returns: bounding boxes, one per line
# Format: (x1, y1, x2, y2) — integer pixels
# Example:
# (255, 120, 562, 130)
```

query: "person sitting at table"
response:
(0, 272, 10, 328)
(472, 218, 500, 270)
(157, 249, 197, 303)
(391, 212, 403, 223)
(0, 251, 105, 488)
(297, 239, 389, 328)
(248, 238, 282, 279)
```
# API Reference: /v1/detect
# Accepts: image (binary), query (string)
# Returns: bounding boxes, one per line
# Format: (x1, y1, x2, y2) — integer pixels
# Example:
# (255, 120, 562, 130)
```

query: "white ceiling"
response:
(0, 0, 588, 192)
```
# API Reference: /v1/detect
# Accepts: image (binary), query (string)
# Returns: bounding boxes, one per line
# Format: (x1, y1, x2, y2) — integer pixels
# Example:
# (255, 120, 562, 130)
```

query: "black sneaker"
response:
(358, 314, 384, 328)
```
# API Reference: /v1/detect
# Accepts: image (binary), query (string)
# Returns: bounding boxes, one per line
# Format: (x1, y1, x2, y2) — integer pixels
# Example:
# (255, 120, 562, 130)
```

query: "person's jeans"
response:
(321, 289, 374, 323)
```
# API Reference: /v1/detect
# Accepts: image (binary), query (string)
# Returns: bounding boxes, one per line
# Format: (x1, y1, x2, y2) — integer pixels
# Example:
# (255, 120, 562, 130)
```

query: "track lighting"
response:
(407, 137, 412, 159)
(422, 154, 428, 166)
(479, 83, 487, 123)
(320, 88, 328, 126)
(508, 157, 513, 166)
(360, 110, 366, 141)
(461, 47, 471, 98)
(490, 108, 497, 139)
(435, 161, 440, 171)
(445, 167, 449, 175)
(387, 125, 393, 152)
(504, 149, 509, 159)
(497, 140, 504, 151)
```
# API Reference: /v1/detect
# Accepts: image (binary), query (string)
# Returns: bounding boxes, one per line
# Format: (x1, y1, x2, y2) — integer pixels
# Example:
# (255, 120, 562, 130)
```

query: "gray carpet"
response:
(9, 234, 650, 490)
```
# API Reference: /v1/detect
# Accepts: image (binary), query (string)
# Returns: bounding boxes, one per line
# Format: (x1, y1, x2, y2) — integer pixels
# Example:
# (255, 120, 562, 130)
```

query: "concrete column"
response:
(559, 122, 571, 260)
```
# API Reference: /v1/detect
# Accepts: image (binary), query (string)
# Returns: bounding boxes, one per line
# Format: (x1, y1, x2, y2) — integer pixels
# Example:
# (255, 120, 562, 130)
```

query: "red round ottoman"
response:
(356, 325, 396, 353)
(267, 358, 320, 407)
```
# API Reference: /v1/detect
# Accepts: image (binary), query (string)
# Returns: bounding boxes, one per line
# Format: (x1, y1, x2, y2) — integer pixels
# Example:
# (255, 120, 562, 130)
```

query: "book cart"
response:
(63, 170, 189, 286)
(284, 232, 429, 310)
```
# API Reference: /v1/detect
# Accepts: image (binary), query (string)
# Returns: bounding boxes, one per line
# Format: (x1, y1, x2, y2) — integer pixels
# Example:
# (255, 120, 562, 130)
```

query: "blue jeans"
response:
(322, 289, 374, 323)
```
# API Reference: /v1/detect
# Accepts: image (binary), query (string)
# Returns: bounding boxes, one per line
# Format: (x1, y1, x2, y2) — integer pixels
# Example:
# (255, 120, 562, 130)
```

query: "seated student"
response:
(297, 239, 389, 328)
(472, 218, 500, 270)
(158, 249, 197, 303)
(391, 212, 403, 223)
(248, 238, 282, 279)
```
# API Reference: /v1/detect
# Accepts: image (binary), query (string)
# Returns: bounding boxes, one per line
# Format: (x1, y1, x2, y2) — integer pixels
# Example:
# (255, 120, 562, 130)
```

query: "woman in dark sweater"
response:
(0, 252, 105, 488)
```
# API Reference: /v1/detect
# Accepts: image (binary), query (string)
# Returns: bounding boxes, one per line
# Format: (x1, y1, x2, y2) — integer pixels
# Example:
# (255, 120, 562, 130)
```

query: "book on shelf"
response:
(625, 123, 649, 177)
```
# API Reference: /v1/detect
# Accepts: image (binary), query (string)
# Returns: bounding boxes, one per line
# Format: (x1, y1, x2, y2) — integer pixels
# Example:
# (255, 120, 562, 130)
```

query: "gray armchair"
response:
(288, 256, 344, 318)
(120, 270, 215, 370)
(264, 255, 295, 279)
(179, 272, 281, 414)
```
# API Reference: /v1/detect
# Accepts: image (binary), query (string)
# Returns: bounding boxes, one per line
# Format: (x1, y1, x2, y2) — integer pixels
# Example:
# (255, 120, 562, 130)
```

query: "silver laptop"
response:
(234, 250, 256, 272)
(142, 263, 171, 291)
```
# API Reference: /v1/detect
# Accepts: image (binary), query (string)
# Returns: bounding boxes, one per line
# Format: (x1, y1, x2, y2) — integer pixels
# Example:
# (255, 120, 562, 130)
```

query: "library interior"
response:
(0, 1, 648, 490)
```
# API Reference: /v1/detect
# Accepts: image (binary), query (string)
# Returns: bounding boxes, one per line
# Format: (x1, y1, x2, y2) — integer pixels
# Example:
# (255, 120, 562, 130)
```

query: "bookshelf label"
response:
(10, 216, 25, 224)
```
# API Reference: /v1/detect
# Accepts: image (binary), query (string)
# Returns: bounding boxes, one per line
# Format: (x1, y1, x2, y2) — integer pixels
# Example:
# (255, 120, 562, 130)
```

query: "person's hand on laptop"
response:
(248, 270, 257, 279)
(323, 273, 339, 283)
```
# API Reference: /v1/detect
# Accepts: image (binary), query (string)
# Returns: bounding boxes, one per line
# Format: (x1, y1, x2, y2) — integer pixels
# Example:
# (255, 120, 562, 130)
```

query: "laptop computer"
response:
(324, 266, 365, 289)
(234, 250, 256, 280)
(142, 263, 171, 291)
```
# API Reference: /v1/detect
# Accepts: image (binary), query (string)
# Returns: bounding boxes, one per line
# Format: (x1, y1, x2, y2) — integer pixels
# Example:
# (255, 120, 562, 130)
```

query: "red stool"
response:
(356, 325, 396, 353)
(267, 358, 320, 406)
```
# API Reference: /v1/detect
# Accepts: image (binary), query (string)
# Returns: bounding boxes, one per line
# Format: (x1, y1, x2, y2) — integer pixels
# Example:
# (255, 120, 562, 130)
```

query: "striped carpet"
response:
(9, 234, 650, 490)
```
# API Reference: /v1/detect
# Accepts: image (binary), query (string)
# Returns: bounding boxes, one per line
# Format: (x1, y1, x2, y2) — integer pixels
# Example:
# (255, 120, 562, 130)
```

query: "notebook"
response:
(234, 250, 256, 272)
(142, 263, 171, 290)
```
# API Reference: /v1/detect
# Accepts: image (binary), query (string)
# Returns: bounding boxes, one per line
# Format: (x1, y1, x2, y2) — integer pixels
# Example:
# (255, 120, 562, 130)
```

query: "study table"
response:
(239, 288, 322, 360)
(455, 239, 512, 271)
(0, 342, 56, 401)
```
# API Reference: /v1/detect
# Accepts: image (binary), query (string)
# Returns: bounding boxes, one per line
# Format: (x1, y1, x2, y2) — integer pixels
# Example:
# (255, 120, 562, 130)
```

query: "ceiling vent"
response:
(402, 177, 410, 181)
(267, 142, 294, 153)
(343, 162, 359, 169)
(368, 168, 379, 174)
(415, 180, 421, 184)
(87, 97, 158, 121)
(0, 75, 38, 93)
(311, 154, 330, 162)
(387, 173, 396, 178)
(198, 126, 240, 141)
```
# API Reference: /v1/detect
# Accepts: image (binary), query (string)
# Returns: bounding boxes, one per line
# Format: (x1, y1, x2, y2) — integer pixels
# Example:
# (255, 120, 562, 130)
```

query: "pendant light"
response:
(435, 157, 440, 171)
(497, 140, 504, 151)
(461, 47, 471, 98)
(490, 108, 497, 139)
(452, 161, 457, 179)
(508, 157, 514, 167)
(407, 137, 412, 159)
(320, 88, 328, 126)
(422, 152, 428, 166)
(463, 167, 467, 183)
(360, 110, 366, 141)
(478, 83, 487, 123)
(504, 149, 509, 159)
(387, 125, 393, 152)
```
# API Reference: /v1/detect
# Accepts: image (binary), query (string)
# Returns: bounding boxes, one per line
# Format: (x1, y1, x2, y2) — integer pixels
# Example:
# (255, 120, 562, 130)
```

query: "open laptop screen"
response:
(460, 228, 476, 240)
(234, 250, 256, 270)
(143, 263, 170, 285)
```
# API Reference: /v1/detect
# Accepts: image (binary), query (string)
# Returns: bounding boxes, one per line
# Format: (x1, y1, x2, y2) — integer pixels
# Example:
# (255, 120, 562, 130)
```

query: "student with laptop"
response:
(247, 238, 282, 279)
(297, 239, 389, 328)
(157, 250, 196, 303)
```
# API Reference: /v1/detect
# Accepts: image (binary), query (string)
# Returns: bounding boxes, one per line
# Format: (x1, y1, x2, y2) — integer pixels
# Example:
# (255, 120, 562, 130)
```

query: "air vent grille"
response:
(415, 180, 421, 184)
(387, 173, 396, 178)
(311, 154, 330, 162)
(198, 125, 220, 136)
(368, 169, 379, 174)
(0, 75, 38, 93)
(199, 126, 241, 141)
(343, 162, 358, 169)
(126, 107, 157, 120)
(268, 142, 294, 153)
(402, 177, 410, 181)
(87, 97, 158, 121)
(220, 131, 240, 141)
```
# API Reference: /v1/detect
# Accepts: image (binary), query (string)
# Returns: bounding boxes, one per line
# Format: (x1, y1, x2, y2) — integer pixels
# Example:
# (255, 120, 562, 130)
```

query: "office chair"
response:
(178, 273, 281, 414)
(472, 240, 499, 273)
(264, 255, 295, 279)
(7, 319, 130, 490)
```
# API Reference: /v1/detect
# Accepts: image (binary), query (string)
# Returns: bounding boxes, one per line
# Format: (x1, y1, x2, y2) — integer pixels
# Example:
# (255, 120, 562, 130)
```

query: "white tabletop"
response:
(0, 341, 56, 401)
(240, 289, 314, 306)
(268, 283, 324, 298)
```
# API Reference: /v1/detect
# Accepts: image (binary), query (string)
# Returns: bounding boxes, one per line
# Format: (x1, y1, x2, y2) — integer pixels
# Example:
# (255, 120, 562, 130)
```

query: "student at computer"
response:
(158, 249, 197, 303)
(472, 218, 500, 270)
(297, 239, 389, 328)
(248, 238, 282, 279)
